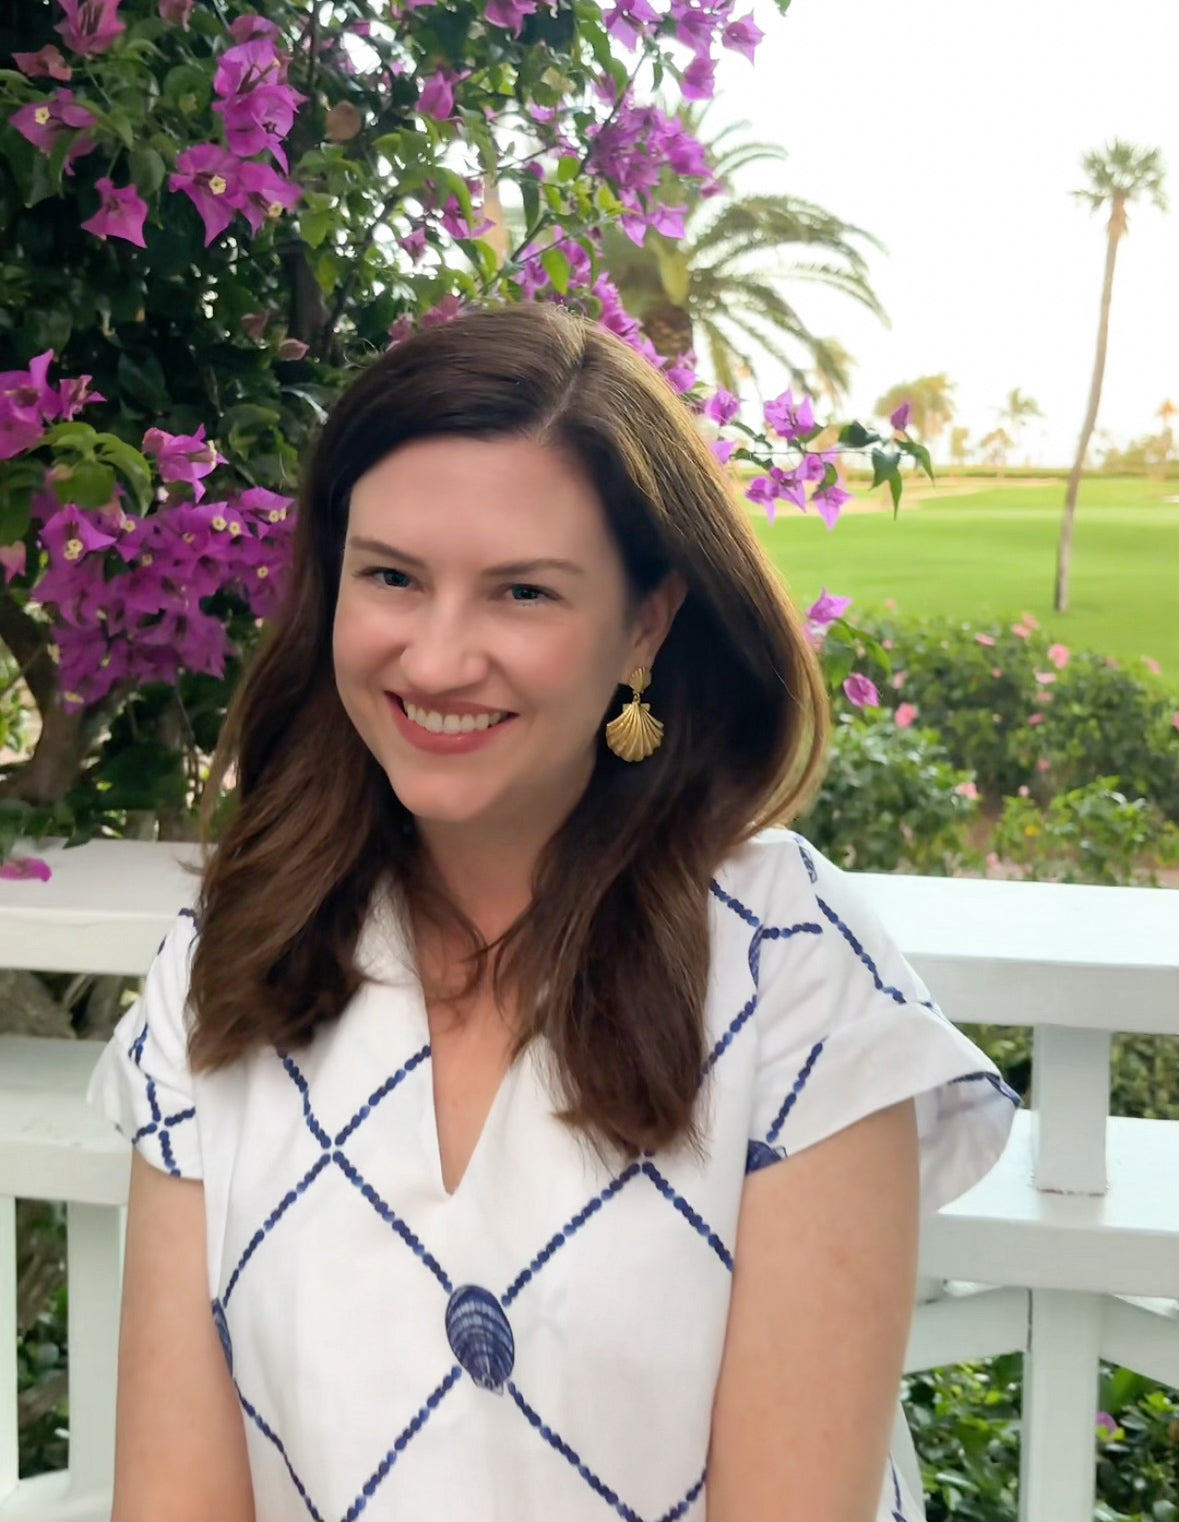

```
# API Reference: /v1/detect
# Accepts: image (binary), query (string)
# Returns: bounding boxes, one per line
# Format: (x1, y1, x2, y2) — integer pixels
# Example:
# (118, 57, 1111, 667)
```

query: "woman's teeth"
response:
(404, 702, 509, 734)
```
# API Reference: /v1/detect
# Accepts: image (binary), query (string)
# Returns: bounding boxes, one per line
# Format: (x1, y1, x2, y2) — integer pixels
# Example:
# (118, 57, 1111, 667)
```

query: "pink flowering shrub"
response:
(0, 0, 926, 849)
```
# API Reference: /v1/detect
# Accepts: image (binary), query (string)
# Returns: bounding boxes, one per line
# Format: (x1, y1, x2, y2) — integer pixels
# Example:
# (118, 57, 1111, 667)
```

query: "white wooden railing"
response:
(1, 837, 1177, 1522)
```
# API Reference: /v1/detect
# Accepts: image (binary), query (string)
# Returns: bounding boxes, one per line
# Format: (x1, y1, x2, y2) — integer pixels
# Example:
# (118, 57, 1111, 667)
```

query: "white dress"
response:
(88, 830, 1018, 1522)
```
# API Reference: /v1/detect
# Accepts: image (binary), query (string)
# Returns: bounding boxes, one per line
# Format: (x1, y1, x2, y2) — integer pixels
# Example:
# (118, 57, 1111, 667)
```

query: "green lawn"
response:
(752, 476, 1179, 679)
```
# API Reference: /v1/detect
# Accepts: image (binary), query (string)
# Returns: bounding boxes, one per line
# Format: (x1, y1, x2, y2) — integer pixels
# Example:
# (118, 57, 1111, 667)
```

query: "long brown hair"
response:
(189, 302, 829, 1156)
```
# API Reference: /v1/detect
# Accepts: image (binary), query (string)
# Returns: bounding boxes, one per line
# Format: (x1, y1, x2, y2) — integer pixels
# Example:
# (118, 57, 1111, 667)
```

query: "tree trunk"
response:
(1056, 195, 1125, 612)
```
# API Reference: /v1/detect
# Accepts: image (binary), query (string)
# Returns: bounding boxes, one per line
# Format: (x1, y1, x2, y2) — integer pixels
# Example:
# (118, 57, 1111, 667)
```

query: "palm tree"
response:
(980, 426, 1014, 477)
(949, 426, 972, 469)
(874, 374, 956, 447)
(1000, 388, 1042, 464)
(1055, 141, 1168, 611)
(598, 110, 887, 401)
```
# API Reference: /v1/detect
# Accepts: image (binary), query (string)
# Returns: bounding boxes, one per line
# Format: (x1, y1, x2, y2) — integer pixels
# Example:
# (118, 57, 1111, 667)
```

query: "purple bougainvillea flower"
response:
(11, 89, 97, 169)
(664, 352, 697, 394)
(710, 439, 736, 465)
(812, 482, 851, 529)
(807, 587, 853, 628)
(843, 673, 880, 709)
(420, 293, 467, 328)
(158, 0, 193, 24)
(703, 388, 739, 425)
(484, 0, 538, 34)
(891, 400, 912, 432)
(0, 351, 61, 460)
(142, 424, 224, 501)
(214, 37, 286, 98)
(169, 144, 244, 243)
(81, 177, 148, 247)
(235, 159, 301, 234)
(56, 0, 125, 55)
(0, 544, 27, 579)
(722, 12, 764, 63)
(649, 203, 687, 239)
(680, 55, 716, 100)
(12, 44, 72, 80)
(603, 0, 659, 48)
(764, 389, 815, 441)
(41, 503, 118, 564)
(0, 856, 53, 882)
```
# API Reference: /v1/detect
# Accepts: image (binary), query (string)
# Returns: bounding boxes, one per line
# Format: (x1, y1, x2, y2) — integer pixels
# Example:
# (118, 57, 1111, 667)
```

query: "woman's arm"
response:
(111, 1150, 255, 1522)
(707, 1099, 920, 1522)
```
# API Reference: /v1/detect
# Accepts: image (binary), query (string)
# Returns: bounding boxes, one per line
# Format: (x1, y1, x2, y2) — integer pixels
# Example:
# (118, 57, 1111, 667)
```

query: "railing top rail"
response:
(0, 836, 1176, 1032)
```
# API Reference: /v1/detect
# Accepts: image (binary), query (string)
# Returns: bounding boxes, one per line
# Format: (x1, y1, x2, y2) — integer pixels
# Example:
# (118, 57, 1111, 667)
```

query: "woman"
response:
(88, 302, 1017, 1522)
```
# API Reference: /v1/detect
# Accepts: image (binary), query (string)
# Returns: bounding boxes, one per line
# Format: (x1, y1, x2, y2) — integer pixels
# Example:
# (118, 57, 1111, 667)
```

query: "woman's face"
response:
(333, 434, 682, 840)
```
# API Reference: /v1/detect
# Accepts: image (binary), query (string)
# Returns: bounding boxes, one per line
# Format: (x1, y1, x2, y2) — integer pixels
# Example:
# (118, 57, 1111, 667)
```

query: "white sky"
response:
(707, 0, 1179, 465)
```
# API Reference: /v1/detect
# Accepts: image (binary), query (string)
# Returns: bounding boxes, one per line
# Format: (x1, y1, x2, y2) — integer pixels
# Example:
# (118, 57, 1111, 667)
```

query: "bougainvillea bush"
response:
(0, 0, 930, 865)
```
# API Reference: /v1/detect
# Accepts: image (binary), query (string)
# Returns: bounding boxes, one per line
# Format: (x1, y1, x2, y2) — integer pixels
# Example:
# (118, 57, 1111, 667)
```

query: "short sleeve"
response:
(745, 834, 1019, 1216)
(85, 909, 203, 1180)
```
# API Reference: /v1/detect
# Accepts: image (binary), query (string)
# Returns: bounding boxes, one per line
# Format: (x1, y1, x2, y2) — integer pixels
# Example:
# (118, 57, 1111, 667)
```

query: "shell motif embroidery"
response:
(445, 1284, 516, 1392)
(605, 667, 664, 762)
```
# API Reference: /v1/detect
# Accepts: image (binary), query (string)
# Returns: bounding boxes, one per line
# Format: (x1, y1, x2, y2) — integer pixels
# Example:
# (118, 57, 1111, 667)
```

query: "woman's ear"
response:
(628, 571, 688, 674)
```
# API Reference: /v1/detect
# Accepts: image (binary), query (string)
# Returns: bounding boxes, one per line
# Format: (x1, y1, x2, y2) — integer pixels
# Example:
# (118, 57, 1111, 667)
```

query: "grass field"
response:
(752, 476, 1179, 680)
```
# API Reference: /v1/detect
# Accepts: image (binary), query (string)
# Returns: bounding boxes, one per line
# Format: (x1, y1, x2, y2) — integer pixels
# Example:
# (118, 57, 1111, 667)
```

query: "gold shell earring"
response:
(604, 666, 664, 763)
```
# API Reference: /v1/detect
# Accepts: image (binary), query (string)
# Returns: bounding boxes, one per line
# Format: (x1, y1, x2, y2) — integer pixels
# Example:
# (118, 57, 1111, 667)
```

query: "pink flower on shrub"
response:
(12, 44, 72, 80)
(891, 670, 907, 690)
(0, 855, 52, 882)
(11, 90, 97, 170)
(1028, 712, 1044, 726)
(0, 544, 27, 579)
(986, 851, 1001, 871)
(807, 588, 851, 628)
(1096, 1413, 1119, 1439)
(1172, 713, 1179, 732)
(764, 389, 814, 441)
(142, 425, 223, 501)
(991, 667, 1003, 679)
(81, 178, 148, 246)
(710, 438, 735, 465)
(1144, 656, 1161, 676)
(722, 12, 764, 62)
(1037, 757, 1051, 772)
(1011, 623, 1031, 639)
(1033, 670, 1056, 686)
(158, 0, 194, 24)
(169, 144, 244, 243)
(703, 388, 739, 425)
(1022, 611, 1040, 630)
(954, 781, 980, 801)
(485, 0, 539, 33)
(56, 0, 125, 55)
(418, 69, 465, 120)
(843, 673, 879, 709)
(1047, 642, 1070, 669)
(894, 703, 918, 728)
(975, 632, 996, 646)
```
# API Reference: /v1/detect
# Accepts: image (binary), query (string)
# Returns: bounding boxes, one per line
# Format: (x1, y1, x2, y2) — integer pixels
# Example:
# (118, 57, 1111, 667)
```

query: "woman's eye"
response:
(363, 567, 411, 589)
(506, 584, 554, 604)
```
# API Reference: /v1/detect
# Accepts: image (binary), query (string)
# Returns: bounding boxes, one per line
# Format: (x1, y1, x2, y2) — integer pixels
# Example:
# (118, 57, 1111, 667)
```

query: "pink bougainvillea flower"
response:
(142, 424, 223, 501)
(227, 14, 280, 43)
(0, 543, 27, 579)
(890, 401, 912, 432)
(11, 89, 97, 169)
(664, 352, 697, 394)
(56, 0, 125, 55)
(169, 144, 244, 243)
(843, 673, 879, 709)
(12, 44, 72, 80)
(974, 632, 996, 646)
(419, 293, 467, 328)
(214, 80, 306, 171)
(1046, 642, 1070, 669)
(649, 203, 687, 239)
(80, 177, 148, 246)
(722, 12, 764, 62)
(764, 389, 814, 442)
(954, 781, 980, 800)
(213, 37, 286, 99)
(235, 159, 302, 234)
(158, 0, 194, 24)
(418, 69, 464, 120)
(484, 0, 538, 33)
(807, 587, 852, 628)
(703, 388, 739, 425)
(0, 855, 53, 882)
(895, 703, 919, 729)
(710, 438, 736, 465)
(1011, 623, 1031, 639)
(0, 350, 62, 459)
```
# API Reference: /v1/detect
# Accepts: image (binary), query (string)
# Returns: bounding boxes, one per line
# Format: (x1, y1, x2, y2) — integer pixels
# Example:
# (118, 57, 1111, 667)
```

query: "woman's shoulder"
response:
(710, 827, 823, 924)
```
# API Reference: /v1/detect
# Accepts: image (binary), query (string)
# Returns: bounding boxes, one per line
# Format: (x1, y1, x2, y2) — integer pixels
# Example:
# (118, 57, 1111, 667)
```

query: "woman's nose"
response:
(396, 599, 486, 690)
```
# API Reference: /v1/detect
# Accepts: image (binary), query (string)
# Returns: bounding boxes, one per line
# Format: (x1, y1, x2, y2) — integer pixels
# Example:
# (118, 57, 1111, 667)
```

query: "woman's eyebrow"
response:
(345, 536, 586, 577)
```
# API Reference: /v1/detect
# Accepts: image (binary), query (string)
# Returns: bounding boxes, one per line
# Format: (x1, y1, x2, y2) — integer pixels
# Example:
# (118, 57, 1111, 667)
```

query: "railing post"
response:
(1031, 1026, 1110, 1195)
(0, 1197, 15, 1507)
(64, 1203, 122, 1507)
(1019, 1289, 1101, 1522)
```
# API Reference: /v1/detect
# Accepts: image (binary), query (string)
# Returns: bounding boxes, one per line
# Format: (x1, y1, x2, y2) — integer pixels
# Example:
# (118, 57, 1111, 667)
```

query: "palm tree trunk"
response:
(1056, 195, 1125, 612)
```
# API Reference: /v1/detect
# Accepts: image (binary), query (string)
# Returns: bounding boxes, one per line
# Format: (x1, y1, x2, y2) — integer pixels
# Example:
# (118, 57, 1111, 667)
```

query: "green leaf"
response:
(44, 422, 99, 453)
(870, 448, 901, 490)
(899, 436, 935, 481)
(840, 421, 880, 449)
(520, 175, 540, 235)
(93, 738, 187, 810)
(556, 155, 580, 183)
(129, 146, 166, 196)
(116, 351, 169, 412)
(55, 460, 115, 510)
(94, 435, 153, 509)
(299, 207, 334, 250)
(540, 245, 571, 294)
(162, 64, 211, 115)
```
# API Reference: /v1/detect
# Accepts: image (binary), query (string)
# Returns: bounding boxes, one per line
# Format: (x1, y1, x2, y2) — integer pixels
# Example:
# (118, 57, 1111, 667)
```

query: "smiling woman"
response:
(85, 303, 1017, 1522)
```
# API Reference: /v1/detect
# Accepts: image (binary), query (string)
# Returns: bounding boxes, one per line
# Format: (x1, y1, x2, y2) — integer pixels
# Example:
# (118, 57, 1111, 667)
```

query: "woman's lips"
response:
(385, 693, 518, 755)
